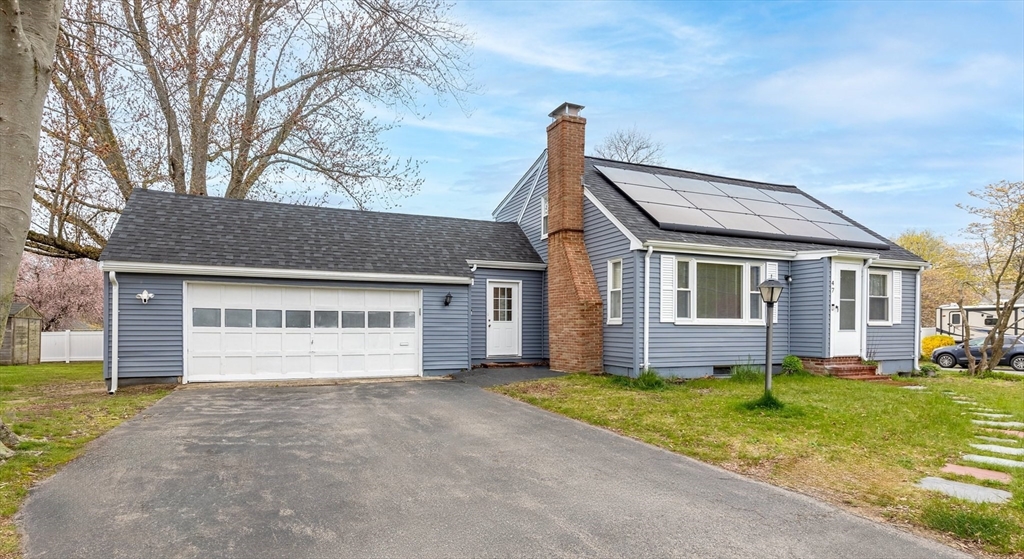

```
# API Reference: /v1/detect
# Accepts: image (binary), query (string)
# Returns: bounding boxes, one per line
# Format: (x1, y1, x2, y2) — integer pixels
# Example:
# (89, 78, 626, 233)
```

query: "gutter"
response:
(861, 257, 876, 362)
(914, 268, 922, 368)
(643, 246, 653, 371)
(108, 271, 119, 394)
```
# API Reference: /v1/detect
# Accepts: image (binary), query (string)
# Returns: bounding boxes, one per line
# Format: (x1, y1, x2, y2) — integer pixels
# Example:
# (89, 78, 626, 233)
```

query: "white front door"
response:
(831, 262, 862, 356)
(486, 281, 521, 357)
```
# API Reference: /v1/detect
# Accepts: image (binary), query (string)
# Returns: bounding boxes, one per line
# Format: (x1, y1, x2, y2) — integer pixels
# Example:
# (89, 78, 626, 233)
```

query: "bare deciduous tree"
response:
(1, 0, 64, 455)
(894, 229, 979, 327)
(30, 0, 473, 259)
(954, 181, 1024, 375)
(593, 126, 665, 166)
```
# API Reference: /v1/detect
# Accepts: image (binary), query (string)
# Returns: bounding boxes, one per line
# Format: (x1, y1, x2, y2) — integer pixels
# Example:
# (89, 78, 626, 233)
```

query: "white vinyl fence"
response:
(41, 330, 104, 363)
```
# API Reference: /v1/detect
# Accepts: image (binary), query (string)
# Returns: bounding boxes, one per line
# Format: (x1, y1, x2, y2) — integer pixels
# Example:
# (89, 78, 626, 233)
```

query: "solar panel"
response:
(593, 165, 891, 250)
(613, 182, 694, 207)
(655, 175, 725, 196)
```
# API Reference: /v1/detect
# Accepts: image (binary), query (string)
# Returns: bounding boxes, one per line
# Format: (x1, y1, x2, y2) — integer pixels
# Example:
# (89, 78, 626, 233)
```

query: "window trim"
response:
(867, 270, 893, 326)
(540, 195, 549, 239)
(673, 258, 767, 326)
(676, 259, 691, 320)
(607, 259, 623, 325)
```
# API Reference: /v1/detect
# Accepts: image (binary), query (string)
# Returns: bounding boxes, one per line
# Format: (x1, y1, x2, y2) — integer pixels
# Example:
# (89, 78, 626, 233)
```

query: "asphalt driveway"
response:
(21, 378, 969, 558)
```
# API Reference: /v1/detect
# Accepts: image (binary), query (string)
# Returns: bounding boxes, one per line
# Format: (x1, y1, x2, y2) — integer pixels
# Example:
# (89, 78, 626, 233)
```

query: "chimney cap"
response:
(548, 102, 585, 119)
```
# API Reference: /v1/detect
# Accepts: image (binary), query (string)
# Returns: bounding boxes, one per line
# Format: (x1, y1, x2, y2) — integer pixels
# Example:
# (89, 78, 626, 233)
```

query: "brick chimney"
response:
(546, 103, 603, 373)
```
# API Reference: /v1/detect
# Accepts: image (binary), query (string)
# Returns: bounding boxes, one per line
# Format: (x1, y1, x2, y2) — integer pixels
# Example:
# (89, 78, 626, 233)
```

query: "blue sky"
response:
(365, 1, 1024, 242)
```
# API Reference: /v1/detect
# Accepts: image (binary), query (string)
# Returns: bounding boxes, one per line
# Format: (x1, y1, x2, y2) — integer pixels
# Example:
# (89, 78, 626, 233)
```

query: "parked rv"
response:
(935, 303, 1024, 343)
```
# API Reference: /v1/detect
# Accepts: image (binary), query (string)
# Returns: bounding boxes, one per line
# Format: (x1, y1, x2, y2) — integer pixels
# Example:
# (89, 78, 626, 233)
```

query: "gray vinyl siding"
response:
(789, 258, 829, 358)
(645, 253, 790, 378)
(470, 267, 546, 363)
(105, 273, 471, 379)
(494, 159, 543, 224)
(866, 267, 918, 373)
(584, 198, 637, 374)
(494, 161, 549, 263)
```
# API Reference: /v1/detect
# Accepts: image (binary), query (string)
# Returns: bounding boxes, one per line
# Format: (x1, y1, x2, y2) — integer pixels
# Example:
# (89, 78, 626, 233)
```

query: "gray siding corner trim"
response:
(470, 267, 546, 362)
(105, 274, 471, 379)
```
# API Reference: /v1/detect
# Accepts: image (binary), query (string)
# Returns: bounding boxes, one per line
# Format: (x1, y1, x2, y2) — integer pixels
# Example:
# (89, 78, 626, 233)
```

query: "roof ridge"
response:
(585, 156, 798, 189)
(130, 189, 522, 227)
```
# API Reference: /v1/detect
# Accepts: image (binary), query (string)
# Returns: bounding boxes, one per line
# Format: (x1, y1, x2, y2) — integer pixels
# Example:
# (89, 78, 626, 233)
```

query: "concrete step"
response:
(963, 454, 1024, 469)
(970, 443, 1024, 456)
(941, 463, 1012, 483)
(977, 435, 1021, 445)
(972, 419, 1024, 428)
(917, 477, 1011, 503)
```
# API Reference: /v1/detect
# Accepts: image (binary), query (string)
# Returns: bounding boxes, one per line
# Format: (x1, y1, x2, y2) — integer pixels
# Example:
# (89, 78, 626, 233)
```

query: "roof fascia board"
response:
(492, 151, 547, 219)
(516, 152, 548, 224)
(643, 240, 797, 260)
(872, 258, 931, 270)
(466, 260, 547, 271)
(582, 187, 644, 251)
(99, 261, 473, 285)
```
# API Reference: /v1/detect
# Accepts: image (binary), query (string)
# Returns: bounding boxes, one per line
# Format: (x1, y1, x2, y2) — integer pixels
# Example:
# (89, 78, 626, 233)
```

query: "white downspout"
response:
(914, 268, 923, 368)
(108, 271, 119, 394)
(643, 245, 653, 371)
(861, 258, 875, 361)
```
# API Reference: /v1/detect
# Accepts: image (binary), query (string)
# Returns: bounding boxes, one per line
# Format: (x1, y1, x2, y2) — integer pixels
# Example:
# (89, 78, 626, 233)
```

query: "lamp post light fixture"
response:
(758, 278, 786, 395)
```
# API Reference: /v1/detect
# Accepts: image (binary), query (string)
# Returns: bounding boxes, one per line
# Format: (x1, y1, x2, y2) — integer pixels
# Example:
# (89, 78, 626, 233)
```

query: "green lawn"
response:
(494, 372, 1024, 555)
(0, 362, 172, 559)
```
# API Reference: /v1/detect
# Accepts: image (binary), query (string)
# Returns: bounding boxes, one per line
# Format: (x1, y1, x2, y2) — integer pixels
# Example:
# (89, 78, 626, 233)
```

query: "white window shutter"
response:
(892, 271, 902, 325)
(660, 255, 675, 323)
(766, 262, 779, 323)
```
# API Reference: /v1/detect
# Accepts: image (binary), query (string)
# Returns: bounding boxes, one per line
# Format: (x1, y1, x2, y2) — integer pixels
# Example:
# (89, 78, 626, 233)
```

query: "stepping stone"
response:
(917, 477, 1011, 503)
(977, 435, 1021, 445)
(901, 385, 927, 390)
(970, 443, 1024, 456)
(970, 408, 997, 413)
(963, 454, 1024, 469)
(941, 463, 1012, 483)
(972, 420, 1024, 428)
(972, 412, 1013, 419)
(987, 428, 1024, 438)
(953, 401, 974, 405)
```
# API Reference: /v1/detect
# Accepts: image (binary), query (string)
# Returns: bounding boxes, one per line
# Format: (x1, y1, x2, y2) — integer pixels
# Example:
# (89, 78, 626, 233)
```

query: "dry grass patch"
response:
(0, 362, 172, 559)
(493, 372, 1024, 556)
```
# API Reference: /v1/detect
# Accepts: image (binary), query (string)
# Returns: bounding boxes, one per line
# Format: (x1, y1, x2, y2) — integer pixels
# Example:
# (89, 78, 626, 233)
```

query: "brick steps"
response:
(800, 356, 884, 382)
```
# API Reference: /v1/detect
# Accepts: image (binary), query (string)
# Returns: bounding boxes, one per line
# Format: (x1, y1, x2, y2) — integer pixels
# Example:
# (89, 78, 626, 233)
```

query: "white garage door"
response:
(185, 283, 421, 382)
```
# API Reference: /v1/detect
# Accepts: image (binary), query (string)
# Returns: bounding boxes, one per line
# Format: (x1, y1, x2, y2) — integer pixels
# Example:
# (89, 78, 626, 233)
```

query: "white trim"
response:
(485, 279, 522, 358)
(583, 188, 643, 250)
(892, 270, 903, 325)
(100, 261, 472, 285)
(874, 258, 931, 270)
(181, 281, 189, 384)
(914, 269, 922, 364)
(867, 269, 893, 326)
(493, 151, 546, 219)
(607, 259, 623, 325)
(108, 271, 119, 394)
(643, 246, 652, 370)
(674, 258, 766, 326)
(466, 260, 547, 271)
(660, 254, 675, 323)
(645, 241, 887, 263)
(540, 195, 549, 239)
(517, 152, 548, 225)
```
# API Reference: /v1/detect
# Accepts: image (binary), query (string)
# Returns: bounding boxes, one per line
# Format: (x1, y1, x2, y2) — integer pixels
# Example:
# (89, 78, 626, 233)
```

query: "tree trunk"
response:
(0, 0, 64, 453)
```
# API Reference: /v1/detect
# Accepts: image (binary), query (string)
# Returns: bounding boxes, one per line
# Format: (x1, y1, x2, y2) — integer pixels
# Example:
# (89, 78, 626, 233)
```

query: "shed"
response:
(1, 303, 43, 366)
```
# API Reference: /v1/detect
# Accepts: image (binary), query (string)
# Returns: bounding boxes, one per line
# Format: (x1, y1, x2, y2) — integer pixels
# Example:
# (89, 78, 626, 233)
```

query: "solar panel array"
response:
(594, 165, 889, 249)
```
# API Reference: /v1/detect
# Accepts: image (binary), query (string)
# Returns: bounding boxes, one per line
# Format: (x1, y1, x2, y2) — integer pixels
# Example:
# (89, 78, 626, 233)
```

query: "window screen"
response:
(696, 263, 741, 319)
(192, 308, 220, 327)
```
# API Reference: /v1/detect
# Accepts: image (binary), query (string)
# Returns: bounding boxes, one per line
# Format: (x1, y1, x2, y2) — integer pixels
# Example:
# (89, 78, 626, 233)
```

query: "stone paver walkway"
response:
(916, 477, 1011, 504)
(940, 463, 1012, 483)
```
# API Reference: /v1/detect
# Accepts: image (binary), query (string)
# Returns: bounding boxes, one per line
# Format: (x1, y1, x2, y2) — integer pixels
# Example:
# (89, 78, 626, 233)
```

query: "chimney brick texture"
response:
(546, 113, 603, 374)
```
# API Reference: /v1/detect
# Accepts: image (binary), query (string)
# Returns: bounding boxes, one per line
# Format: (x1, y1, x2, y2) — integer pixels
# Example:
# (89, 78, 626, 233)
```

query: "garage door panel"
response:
(188, 285, 420, 382)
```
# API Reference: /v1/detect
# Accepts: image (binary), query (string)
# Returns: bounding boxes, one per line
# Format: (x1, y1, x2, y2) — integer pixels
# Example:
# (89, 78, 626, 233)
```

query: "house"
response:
(1, 302, 43, 366)
(99, 102, 927, 390)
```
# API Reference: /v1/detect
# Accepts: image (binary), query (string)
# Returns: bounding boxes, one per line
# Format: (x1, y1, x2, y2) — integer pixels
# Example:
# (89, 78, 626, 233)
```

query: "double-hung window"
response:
(868, 272, 890, 324)
(696, 262, 743, 319)
(540, 195, 549, 238)
(664, 256, 770, 324)
(748, 265, 763, 321)
(676, 260, 691, 319)
(608, 259, 622, 324)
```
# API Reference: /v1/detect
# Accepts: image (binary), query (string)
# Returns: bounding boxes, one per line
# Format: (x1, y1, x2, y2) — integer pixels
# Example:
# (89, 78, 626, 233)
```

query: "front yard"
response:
(495, 372, 1024, 556)
(0, 363, 172, 559)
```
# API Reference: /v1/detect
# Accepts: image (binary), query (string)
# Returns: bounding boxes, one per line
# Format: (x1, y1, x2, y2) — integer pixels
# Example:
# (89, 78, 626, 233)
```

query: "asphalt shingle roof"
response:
(583, 157, 925, 263)
(100, 190, 543, 278)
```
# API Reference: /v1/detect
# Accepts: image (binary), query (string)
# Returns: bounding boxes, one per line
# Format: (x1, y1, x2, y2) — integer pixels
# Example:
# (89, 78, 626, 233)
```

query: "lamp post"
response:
(758, 278, 786, 395)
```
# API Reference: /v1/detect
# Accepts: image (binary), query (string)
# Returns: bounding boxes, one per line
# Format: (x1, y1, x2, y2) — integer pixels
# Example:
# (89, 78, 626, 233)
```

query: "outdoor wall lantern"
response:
(443, 292, 453, 306)
(136, 290, 155, 304)
(757, 278, 786, 395)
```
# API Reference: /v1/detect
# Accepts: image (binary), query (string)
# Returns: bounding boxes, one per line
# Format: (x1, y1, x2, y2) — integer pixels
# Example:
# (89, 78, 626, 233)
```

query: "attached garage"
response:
(99, 190, 544, 390)
(186, 284, 421, 382)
